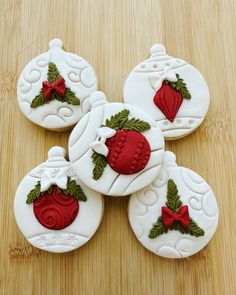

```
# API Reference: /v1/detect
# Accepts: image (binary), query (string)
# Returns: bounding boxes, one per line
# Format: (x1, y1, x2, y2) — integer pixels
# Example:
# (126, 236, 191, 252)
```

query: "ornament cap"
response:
(48, 146, 66, 159)
(150, 44, 166, 56)
(90, 91, 108, 109)
(163, 151, 177, 167)
(48, 38, 63, 49)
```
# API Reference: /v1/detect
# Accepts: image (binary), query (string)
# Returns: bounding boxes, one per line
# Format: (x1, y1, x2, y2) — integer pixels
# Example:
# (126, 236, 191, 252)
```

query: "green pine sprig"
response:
(165, 179, 182, 213)
(148, 179, 205, 239)
(91, 151, 107, 180)
(47, 62, 60, 83)
(104, 109, 151, 132)
(105, 109, 129, 130)
(122, 117, 151, 132)
(30, 62, 80, 108)
(57, 177, 87, 201)
(30, 91, 45, 108)
(26, 181, 41, 204)
(148, 217, 167, 238)
(168, 74, 191, 99)
(26, 177, 87, 204)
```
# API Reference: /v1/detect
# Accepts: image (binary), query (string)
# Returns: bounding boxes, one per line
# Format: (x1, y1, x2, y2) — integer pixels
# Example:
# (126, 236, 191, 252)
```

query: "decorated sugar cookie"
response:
(17, 39, 97, 131)
(128, 152, 218, 258)
(68, 91, 165, 196)
(14, 146, 103, 253)
(123, 44, 210, 140)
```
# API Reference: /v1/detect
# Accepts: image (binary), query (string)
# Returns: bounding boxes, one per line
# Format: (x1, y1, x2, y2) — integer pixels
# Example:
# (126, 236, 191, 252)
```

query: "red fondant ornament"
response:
(105, 130, 151, 174)
(153, 82, 183, 122)
(33, 186, 79, 230)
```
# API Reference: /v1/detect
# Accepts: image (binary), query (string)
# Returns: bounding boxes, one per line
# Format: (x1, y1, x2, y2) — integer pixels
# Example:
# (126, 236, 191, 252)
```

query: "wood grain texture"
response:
(0, 0, 236, 294)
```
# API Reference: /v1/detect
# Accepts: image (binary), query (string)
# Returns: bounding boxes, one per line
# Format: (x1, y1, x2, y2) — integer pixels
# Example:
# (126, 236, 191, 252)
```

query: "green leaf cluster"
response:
(26, 177, 87, 204)
(105, 109, 151, 132)
(30, 62, 80, 108)
(148, 179, 204, 239)
(166, 179, 182, 213)
(168, 74, 191, 99)
(91, 151, 107, 180)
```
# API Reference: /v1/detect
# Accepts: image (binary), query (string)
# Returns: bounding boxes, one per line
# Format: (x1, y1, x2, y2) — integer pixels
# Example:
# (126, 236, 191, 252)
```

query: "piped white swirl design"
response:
(17, 39, 97, 130)
(128, 151, 218, 258)
(123, 44, 210, 139)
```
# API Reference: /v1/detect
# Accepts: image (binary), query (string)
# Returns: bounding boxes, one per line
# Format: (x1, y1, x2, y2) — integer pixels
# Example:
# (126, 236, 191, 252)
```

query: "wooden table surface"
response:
(0, 0, 236, 294)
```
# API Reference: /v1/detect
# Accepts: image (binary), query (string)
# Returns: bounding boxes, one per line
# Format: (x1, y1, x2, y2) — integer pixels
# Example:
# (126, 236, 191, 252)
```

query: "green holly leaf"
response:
(171, 221, 188, 234)
(148, 217, 168, 238)
(47, 62, 60, 83)
(168, 74, 191, 99)
(165, 179, 182, 212)
(50, 91, 65, 103)
(30, 91, 45, 108)
(186, 219, 205, 237)
(91, 151, 107, 180)
(64, 88, 80, 105)
(105, 109, 129, 130)
(62, 177, 87, 201)
(122, 118, 151, 132)
(26, 181, 41, 204)
(26, 177, 87, 204)
(170, 219, 204, 237)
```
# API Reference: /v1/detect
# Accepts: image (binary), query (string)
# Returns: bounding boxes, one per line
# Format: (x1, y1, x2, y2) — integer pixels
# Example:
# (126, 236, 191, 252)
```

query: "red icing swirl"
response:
(33, 186, 79, 230)
(105, 130, 151, 174)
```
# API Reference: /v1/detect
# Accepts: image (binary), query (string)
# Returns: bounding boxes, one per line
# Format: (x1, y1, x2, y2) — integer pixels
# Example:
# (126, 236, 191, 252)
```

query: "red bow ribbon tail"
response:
(162, 205, 190, 230)
(42, 77, 66, 100)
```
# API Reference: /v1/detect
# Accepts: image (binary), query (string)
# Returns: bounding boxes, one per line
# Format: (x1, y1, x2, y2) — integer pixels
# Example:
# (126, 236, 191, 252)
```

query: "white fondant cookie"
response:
(128, 152, 218, 258)
(123, 44, 210, 140)
(68, 91, 165, 196)
(17, 39, 97, 131)
(14, 146, 103, 253)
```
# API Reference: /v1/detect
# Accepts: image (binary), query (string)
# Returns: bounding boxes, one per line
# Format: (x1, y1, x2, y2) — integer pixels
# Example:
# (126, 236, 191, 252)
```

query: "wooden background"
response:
(0, 0, 235, 294)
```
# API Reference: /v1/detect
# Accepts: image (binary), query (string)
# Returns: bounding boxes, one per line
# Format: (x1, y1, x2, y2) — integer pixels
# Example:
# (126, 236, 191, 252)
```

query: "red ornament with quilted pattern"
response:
(105, 130, 151, 174)
(33, 186, 79, 230)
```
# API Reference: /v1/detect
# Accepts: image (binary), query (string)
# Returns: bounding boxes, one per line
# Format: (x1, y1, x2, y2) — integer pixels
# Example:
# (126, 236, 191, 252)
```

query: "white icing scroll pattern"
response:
(57, 106, 73, 118)
(175, 238, 196, 255)
(19, 53, 50, 96)
(152, 167, 169, 188)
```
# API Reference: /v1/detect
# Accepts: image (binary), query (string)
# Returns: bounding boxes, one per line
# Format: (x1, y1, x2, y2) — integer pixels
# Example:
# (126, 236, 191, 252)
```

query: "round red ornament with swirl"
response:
(33, 186, 79, 230)
(105, 130, 151, 174)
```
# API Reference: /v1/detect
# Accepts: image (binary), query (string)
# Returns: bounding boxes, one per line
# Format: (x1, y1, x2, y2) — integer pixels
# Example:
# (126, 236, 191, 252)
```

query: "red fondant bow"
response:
(162, 205, 190, 229)
(42, 77, 66, 100)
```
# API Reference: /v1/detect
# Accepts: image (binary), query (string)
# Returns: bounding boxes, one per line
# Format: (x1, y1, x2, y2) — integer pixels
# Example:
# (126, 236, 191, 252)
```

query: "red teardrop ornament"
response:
(33, 186, 79, 230)
(105, 130, 151, 174)
(153, 82, 183, 122)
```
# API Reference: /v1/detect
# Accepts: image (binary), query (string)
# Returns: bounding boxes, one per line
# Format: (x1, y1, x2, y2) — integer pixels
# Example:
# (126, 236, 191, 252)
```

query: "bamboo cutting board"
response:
(0, 0, 236, 294)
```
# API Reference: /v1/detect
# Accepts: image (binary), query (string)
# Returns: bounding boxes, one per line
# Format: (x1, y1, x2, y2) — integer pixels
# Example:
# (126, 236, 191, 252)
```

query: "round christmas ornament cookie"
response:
(68, 91, 165, 196)
(128, 152, 218, 258)
(14, 146, 103, 253)
(17, 39, 97, 131)
(123, 44, 210, 140)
